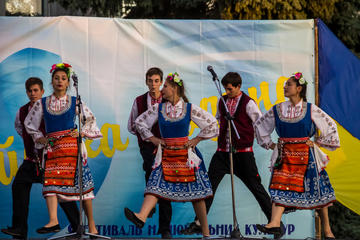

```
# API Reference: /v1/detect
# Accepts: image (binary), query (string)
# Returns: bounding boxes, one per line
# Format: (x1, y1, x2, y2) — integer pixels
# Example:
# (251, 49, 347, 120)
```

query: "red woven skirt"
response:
(270, 137, 310, 192)
(44, 130, 78, 187)
(161, 137, 195, 183)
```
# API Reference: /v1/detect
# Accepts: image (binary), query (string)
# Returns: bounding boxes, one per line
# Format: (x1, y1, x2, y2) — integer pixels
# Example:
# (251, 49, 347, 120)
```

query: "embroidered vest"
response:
(19, 102, 45, 160)
(41, 96, 76, 134)
(218, 92, 254, 150)
(135, 92, 161, 147)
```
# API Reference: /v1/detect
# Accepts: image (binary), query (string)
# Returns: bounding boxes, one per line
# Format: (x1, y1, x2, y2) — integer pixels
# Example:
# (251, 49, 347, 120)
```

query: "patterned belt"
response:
(47, 129, 75, 147)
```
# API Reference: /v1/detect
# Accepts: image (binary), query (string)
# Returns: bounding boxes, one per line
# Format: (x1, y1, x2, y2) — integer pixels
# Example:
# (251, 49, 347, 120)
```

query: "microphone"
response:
(72, 73, 78, 86)
(207, 65, 218, 81)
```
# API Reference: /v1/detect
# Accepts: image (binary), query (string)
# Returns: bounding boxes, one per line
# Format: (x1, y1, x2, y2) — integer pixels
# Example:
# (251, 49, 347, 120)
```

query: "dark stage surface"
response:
(0, 238, 321, 240)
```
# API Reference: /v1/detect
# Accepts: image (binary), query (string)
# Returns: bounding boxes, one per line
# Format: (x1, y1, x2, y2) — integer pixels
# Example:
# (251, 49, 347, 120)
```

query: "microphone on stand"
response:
(207, 65, 219, 81)
(71, 73, 86, 122)
(72, 73, 78, 86)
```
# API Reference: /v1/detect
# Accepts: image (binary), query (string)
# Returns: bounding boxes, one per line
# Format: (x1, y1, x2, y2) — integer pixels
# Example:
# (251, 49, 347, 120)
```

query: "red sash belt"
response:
(44, 129, 78, 187)
(162, 137, 196, 183)
(270, 137, 310, 193)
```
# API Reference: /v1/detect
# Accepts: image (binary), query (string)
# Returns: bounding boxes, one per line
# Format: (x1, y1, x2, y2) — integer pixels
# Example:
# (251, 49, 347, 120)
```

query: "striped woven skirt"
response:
(43, 129, 94, 201)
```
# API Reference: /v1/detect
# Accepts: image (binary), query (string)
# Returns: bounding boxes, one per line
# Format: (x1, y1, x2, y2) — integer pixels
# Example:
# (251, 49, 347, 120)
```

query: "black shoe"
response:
(256, 224, 281, 234)
(161, 230, 172, 239)
(88, 232, 100, 239)
(124, 207, 144, 228)
(148, 207, 156, 218)
(1, 227, 24, 238)
(36, 224, 61, 234)
(179, 222, 202, 235)
(324, 237, 336, 240)
(274, 222, 285, 239)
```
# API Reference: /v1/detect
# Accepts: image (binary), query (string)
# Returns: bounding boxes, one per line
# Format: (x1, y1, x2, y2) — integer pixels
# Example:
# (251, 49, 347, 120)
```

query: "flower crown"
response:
(291, 72, 307, 85)
(166, 72, 182, 86)
(50, 63, 73, 78)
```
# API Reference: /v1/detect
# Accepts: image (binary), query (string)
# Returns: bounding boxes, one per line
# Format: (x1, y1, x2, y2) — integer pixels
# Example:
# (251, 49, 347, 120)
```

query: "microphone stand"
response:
(49, 74, 110, 240)
(210, 69, 243, 239)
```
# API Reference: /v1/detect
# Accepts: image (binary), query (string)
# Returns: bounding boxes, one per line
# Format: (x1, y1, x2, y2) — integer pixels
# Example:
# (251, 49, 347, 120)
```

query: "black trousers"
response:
(140, 145, 172, 234)
(11, 161, 79, 237)
(204, 151, 272, 221)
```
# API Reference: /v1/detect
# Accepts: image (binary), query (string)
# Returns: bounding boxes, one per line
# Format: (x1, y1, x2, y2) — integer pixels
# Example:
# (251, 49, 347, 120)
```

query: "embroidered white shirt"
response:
(255, 100, 340, 150)
(24, 94, 102, 149)
(15, 109, 23, 137)
(127, 92, 162, 135)
(135, 98, 219, 140)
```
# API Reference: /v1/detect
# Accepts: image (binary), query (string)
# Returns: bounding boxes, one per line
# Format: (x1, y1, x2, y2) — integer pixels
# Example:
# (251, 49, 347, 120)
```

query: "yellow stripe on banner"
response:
(321, 121, 360, 215)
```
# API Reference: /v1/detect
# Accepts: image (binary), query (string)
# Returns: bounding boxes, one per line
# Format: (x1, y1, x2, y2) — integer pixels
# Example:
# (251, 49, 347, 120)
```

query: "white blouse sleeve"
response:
(14, 109, 22, 137)
(79, 102, 103, 140)
(24, 99, 44, 149)
(127, 99, 139, 135)
(254, 107, 276, 149)
(311, 104, 340, 150)
(246, 99, 263, 124)
(135, 104, 159, 140)
(190, 104, 219, 139)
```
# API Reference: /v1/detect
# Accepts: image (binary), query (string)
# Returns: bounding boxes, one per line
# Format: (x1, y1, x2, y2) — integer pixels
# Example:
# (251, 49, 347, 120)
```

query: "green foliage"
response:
(329, 202, 360, 240)
(220, 0, 338, 21)
(328, 0, 360, 55)
(123, 0, 219, 19)
(48, 0, 123, 17)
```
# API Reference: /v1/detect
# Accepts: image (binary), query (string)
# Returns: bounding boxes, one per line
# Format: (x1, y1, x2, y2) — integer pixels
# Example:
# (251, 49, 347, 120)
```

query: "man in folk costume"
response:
(127, 67, 172, 239)
(181, 72, 284, 238)
(1, 78, 79, 239)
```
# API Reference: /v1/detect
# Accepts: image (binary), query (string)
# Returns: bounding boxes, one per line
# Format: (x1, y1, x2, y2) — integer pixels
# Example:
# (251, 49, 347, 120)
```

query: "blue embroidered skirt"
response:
(145, 160, 213, 202)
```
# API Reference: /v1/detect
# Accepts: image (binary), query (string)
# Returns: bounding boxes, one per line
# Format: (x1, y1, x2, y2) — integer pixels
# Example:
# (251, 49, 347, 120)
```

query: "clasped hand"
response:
(150, 136, 202, 149)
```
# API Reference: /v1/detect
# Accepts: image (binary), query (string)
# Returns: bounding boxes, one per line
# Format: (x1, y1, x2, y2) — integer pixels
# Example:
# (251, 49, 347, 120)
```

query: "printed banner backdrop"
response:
(0, 17, 316, 239)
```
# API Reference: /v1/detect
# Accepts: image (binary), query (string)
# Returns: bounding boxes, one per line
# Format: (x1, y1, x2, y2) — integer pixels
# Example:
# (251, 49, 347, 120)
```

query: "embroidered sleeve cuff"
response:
(198, 122, 219, 139)
(82, 129, 103, 140)
(315, 138, 340, 150)
(34, 132, 44, 141)
(139, 129, 154, 140)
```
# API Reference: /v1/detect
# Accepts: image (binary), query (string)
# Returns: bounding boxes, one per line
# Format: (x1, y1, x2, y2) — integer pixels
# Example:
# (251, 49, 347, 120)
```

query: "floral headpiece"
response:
(166, 72, 182, 86)
(291, 72, 307, 85)
(50, 63, 73, 78)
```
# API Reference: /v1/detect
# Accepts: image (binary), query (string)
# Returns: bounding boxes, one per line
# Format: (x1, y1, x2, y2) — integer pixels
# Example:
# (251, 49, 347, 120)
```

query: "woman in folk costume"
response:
(124, 72, 219, 238)
(254, 72, 339, 240)
(25, 63, 102, 235)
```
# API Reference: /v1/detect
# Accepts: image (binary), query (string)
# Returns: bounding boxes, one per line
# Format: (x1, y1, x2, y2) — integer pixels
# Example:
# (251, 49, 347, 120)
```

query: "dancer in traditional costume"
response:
(127, 67, 172, 238)
(25, 63, 102, 235)
(181, 72, 280, 237)
(1, 77, 79, 238)
(124, 72, 219, 238)
(255, 72, 339, 240)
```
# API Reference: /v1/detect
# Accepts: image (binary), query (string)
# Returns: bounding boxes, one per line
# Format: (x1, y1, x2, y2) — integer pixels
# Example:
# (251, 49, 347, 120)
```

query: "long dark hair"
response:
(165, 73, 189, 103)
(290, 76, 307, 102)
